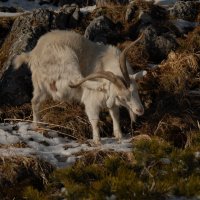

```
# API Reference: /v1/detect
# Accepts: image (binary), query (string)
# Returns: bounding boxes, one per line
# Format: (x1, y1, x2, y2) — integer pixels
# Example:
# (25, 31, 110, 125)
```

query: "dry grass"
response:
(74, 150, 135, 165)
(118, 40, 149, 70)
(178, 26, 200, 53)
(39, 100, 91, 142)
(136, 51, 200, 147)
(159, 51, 199, 93)
(96, 0, 129, 8)
(0, 103, 32, 122)
(0, 17, 17, 73)
(0, 156, 53, 199)
(0, 16, 16, 47)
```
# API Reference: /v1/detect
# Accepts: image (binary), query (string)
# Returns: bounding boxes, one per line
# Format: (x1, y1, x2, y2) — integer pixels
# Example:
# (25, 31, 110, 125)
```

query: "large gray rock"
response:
(125, 1, 168, 22)
(84, 16, 116, 44)
(96, 0, 129, 7)
(0, 6, 79, 106)
(141, 25, 178, 62)
(58, 0, 94, 7)
(53, 5, 79, 29)
(125, 2, 138, 22)
(0, 9, 52, 106)
(170, 1, 199, 21)
(0, 6, 23, 12)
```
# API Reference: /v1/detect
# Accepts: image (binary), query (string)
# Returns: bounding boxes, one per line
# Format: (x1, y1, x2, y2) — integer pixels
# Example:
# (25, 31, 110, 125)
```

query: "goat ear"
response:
(106, 95, 115, 108)
(130, 70, 147, 80)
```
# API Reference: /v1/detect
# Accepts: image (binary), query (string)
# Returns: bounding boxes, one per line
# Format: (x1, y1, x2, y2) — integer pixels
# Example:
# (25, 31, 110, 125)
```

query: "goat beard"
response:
(129, 110, 136, 123)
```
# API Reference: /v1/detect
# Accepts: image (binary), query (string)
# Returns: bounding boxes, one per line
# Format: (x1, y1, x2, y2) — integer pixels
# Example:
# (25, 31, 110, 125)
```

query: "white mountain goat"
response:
(13, 30, 146, 144)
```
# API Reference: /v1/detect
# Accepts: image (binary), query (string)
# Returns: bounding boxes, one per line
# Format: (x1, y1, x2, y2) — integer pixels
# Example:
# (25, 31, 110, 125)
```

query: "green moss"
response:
(5, 136, 200, 199)
(23, 186, 48, 200)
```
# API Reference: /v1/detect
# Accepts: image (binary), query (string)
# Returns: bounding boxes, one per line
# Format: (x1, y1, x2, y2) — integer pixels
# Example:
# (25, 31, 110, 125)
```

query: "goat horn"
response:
(69, 71, 126, 89)
(119, 33, 144, 88)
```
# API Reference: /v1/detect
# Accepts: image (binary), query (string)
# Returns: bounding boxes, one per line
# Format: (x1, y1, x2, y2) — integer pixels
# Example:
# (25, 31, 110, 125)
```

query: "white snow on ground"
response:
(0, 11, 29, 17)
(0, 0, 96, 13)
(80, 5, 96, 14)
(0, 122, 133, 168)
(145, 0, 177, 7)
(0, 0, 182, 13)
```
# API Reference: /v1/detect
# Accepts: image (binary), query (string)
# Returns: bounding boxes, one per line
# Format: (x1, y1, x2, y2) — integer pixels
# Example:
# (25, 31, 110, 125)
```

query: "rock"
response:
(148, 4, 168, 20)
(0, 9, 53, 106)
(84, 16, 116, 44)
(0, 6, 24, 13)
(138, 11, 153, 25)
(69, 7, 80, 28)
(140, 25, 178, 62)
(125, 2, 138, 22)
(58, 0, 94, 7)
(0, 6, 85, 106)
(96, 0, 129, 7)
(171, 19, 199, 34)
(170, 1, 199, 21)
(39, 0, 52, 5)
(132, 134, 152, 142)
(160, 158, 171, 165)
(53, 5, 77, 29)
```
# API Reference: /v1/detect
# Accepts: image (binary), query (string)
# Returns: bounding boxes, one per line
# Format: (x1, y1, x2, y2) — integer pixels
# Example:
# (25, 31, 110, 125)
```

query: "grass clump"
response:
(23, 186, 49, 200)
(34, 138, 196, 199)
(1, 137, 200, 199)
(26, 138, 197, 199)
(0, 156, 53, 200)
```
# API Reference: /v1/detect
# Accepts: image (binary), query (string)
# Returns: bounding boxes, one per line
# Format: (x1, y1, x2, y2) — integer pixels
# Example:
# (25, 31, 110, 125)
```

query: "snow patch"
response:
(0, 122, 133, 168)
(80, 5, 96, 14)
(0, 129, 20, 144)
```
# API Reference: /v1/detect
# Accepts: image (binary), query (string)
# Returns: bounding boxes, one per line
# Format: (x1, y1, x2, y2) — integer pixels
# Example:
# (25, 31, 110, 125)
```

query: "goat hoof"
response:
(117, 138, 122, 144)
(93, 139, 101, 146)
(31, 123, 38, 130)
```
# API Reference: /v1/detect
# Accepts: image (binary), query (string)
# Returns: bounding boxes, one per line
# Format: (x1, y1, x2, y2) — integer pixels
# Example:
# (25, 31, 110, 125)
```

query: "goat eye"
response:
(121, 97, 126, 102)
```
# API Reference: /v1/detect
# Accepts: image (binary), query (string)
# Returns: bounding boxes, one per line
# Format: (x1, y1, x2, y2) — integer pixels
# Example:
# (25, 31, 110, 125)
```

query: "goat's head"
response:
(106, 70, 146, 117)
(69, 34, 146, 118)
(112, 33, 146, 117)
(69, 70, 146, 118)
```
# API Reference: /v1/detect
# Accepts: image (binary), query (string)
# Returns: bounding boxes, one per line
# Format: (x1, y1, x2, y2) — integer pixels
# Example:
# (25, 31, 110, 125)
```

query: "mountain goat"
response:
(13, 30, 146, 144)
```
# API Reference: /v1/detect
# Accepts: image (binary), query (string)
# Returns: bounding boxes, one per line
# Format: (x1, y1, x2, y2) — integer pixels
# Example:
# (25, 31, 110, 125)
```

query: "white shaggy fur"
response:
(14, 30, 146, 144)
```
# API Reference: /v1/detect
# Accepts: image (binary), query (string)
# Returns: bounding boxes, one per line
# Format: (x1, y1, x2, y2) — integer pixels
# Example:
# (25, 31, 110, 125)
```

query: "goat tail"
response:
(13, 52, 30, 69)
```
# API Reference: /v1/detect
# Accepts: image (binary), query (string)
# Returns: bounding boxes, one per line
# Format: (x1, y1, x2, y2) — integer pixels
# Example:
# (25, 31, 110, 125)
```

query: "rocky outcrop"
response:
(96, 0, 129, 7)
(58, 0, 95, 7)
(84, 15, 117, 44)
(140, 25, 178, 62)
(170, 1, 199, 21)
(0, 6, 81, 106)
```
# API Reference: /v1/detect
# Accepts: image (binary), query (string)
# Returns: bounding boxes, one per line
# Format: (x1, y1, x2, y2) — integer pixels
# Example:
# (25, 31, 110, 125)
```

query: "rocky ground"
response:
(0, 0, 200, 199)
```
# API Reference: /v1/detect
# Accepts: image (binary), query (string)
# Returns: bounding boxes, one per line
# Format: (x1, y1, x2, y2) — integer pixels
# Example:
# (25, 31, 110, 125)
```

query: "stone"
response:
(0, 5, 86, 106)
(138, 11, 153, 25)
(58, 0, 94, 7)
(96, 0, 129, 7)
(84, 16, 116, 44)
(125, 2, 138, 22)
(141, 25, 178, 62)
(0, 6, 23, 13)
(170, 1, 199, 21)
(0, 9, 53, 105)
(39, 0, 52, 5)
(69, 7, 80, 28)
